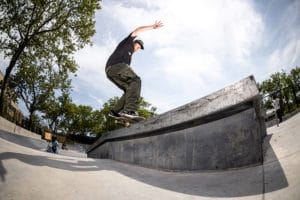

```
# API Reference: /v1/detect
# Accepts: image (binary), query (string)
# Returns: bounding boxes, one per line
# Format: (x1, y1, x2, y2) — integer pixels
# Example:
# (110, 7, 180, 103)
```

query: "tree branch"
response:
(34, 6, 75, 37)
(7, 30, 19, 44)
(32, 0, 66, 36)
(24, 3, 37, 40)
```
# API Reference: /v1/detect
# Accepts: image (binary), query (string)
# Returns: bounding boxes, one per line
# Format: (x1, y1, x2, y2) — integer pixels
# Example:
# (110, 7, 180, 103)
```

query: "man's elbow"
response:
(131, 29, 139, 37)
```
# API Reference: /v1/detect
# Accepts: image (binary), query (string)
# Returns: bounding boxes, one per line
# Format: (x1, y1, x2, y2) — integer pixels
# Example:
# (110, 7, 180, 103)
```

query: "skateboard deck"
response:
(109, 115, 145, 127)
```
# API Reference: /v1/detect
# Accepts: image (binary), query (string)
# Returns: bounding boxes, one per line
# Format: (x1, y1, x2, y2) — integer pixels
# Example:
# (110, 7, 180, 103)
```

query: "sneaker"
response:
(119, 110, 139, 118)
(108, 110, 121, 118)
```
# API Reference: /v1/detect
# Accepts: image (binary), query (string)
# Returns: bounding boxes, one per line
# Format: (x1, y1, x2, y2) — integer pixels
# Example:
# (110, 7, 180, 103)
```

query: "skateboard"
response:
(109, 115, 145, 127)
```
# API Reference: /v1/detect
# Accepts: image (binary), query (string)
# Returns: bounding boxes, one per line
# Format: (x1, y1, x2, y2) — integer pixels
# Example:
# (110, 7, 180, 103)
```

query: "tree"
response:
(289, 66, 300, 106)
(99, 97, 157, 135)
(279, 71, 293, 112)
(137, 97, 157, 119)
(99, 97, 121, 133)
(41, 96, 157, 137)
(71, 105, 94, 135)
(290, 67, 300, 87)
(49, 101, 103, 136)
(90, 110, 104, 135)
(259, 66, 300, 116)
(259, 79, 276, 110)
(10, 63, 66, 130)
(41, 92, 72, 133)
(0, 0, 100, 114)
(57, 100, 78, 135)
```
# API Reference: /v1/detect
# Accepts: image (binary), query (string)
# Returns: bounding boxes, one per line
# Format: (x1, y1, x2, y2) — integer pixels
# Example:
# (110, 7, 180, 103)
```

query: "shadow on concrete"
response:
(0, 131, 288, 198)
(262, 134, 289, 194)
(0, 157, 7, 182)
(0, 130, 46, 151)
(0, 130, 86, 158)
(0, 151, 100, 181)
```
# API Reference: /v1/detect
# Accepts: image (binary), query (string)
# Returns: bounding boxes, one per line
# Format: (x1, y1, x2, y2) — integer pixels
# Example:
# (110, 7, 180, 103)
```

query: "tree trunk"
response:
(0, 40, 28, 115)
(291, 86, 300, 106)
(29, 109, 36, 132)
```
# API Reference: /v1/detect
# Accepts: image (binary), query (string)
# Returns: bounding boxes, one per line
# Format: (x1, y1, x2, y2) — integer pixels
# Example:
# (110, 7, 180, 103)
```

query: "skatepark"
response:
(1, 0, 300, 199)
(0, 112, 299, 200)
(1, 76, 300, 200)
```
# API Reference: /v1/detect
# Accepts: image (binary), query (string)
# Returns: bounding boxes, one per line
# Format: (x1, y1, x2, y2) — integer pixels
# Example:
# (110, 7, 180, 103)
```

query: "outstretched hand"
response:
(131, 21, 164, 36)
(153, 20, 163, 29)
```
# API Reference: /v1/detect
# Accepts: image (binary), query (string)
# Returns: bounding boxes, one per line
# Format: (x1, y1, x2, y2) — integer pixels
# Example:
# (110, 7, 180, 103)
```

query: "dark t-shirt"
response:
(105, 33, 136, 68)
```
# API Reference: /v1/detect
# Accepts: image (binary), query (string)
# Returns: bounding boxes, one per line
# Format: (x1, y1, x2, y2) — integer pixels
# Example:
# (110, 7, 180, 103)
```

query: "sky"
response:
(1, 0, 300, 115)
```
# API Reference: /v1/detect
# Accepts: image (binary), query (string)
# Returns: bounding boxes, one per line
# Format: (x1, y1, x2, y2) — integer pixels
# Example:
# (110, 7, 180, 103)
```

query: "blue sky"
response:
(1, 0, 300, 115)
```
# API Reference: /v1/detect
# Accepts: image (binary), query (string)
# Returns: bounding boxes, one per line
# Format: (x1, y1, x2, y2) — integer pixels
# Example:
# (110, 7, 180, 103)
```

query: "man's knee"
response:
(135, 76, 141, 85)
(133, 76, 141, 89)
(128, 76, 141, 92)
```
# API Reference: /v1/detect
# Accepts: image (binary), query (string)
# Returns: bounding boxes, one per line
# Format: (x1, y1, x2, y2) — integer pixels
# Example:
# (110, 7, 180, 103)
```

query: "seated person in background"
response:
(51, 136, 59, 154)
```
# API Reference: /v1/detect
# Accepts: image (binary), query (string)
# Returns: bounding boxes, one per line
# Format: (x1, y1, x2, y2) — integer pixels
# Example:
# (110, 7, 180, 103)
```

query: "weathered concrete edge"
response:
(88, 75, 260, 153)
(0, 116, 41, 140)
(88, 75, 259, 153)
(88, 107, 264, 171)
(87, 101, 257, 153)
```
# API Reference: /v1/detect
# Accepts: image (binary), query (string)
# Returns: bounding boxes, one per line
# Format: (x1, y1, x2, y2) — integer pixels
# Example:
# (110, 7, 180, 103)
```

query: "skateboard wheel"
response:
(114, 119, 118, 124)
(125, 122, 130, 127)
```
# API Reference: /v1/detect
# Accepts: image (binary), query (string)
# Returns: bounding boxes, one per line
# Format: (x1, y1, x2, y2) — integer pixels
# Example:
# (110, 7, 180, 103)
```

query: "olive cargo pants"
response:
(106, 63, 141, 113)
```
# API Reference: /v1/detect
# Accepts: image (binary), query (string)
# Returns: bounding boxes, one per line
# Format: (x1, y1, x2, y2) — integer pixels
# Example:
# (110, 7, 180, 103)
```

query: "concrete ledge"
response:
(0, 116, 41, 140)
(87, 75, 266, 171)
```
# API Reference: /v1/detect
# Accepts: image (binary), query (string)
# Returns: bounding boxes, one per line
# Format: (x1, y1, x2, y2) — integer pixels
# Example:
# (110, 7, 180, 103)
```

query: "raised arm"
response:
(131, 20, 163, 37)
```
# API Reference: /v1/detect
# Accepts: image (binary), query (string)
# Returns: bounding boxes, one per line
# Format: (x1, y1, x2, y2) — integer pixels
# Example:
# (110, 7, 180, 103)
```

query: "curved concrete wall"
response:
(0, 116, 41, 140)
(87, 76, 266, 171)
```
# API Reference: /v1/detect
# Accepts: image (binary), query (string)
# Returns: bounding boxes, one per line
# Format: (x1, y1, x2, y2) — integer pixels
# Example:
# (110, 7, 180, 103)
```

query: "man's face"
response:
(133, 42, 141, 52)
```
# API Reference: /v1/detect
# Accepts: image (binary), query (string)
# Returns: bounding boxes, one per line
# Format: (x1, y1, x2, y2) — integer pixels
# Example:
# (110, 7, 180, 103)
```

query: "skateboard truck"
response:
(110, 115, 145, 127)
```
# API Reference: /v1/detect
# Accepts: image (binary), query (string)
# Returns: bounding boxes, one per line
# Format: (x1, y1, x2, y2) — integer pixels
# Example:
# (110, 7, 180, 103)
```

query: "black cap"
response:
(134, 39, 144, 50)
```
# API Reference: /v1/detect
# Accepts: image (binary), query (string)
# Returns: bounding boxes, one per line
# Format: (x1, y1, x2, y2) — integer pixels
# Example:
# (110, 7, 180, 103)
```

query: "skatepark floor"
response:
(0, 113, 300, 200)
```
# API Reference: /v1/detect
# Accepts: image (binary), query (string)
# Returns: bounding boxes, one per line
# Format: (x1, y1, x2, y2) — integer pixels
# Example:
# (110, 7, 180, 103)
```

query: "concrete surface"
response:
(88, 108, 264, 171)
(0, 113, 299, 199)
(88, 76, 266, 171)
(0, 116, 41, 140)
(0, 130, 87, 158)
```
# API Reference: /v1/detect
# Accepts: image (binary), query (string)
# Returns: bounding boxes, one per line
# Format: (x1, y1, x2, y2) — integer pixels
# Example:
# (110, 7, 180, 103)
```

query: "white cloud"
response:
(259, 0, 300, 81)
(70, 0, 267, 113)
(292, 39, 300, 64)
(1, 0, 297, 114)
(72, 44, 122, 109)
(266, 39, 300, 74)
(0, 52, 9, 74)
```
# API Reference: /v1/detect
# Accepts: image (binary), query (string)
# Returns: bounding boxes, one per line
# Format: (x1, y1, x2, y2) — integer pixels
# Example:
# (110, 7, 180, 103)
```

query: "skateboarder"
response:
(273, 97, 282, 125)
(105, 21, 163, 118)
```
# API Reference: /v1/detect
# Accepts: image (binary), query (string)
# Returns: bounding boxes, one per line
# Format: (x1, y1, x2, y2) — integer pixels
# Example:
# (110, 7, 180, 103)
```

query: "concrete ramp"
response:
(87, 76, 266, 171)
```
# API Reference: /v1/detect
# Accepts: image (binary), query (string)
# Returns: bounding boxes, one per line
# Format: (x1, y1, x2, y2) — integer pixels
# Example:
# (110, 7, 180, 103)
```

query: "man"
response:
(105, 21, 163, 118)
(273, 96, 282, 125)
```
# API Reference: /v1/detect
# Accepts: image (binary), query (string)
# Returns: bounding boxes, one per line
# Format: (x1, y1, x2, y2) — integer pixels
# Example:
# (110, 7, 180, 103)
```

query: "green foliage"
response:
(98, 96, 158, 136)
(9, 62, 70, 130)
(0, 0, 160, 138)
(138, 97, 157, 119)
(99, 97, 120, 133)
(0, 0, 101, 114)
(41, 92, 72, 133)
(41, 91, 105, 136)
(0, 0, 100, 57)
(259, 66, 300, 114)
(41, 95, 158, 137)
